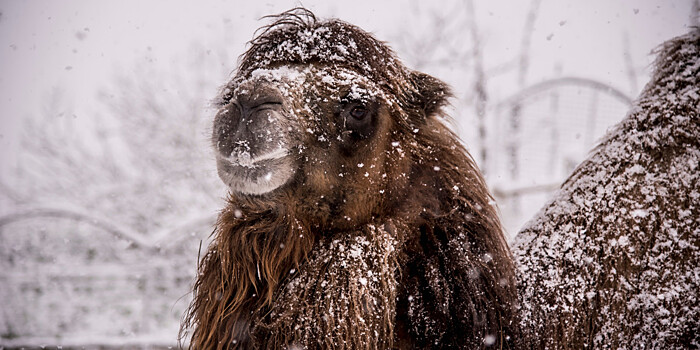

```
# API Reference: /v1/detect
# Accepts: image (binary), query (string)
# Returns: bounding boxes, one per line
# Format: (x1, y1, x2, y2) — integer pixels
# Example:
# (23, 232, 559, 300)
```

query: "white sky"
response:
(0, 0, 695, 171)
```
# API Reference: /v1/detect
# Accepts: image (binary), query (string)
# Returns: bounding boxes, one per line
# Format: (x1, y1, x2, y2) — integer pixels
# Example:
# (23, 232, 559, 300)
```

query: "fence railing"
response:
(0, 203, 215, 348)
(488, 76, 633, 235)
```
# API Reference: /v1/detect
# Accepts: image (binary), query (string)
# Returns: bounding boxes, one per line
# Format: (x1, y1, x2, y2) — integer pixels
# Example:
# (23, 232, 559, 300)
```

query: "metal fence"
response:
(0, 204, 214, 348)
(488, 77, 633, 235)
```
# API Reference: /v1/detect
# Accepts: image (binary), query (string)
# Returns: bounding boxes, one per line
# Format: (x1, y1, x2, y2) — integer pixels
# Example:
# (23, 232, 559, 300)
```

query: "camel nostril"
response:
(216, 138, 233, 158)
(216, 127, 239, 158)
(214, 105, 244, 157)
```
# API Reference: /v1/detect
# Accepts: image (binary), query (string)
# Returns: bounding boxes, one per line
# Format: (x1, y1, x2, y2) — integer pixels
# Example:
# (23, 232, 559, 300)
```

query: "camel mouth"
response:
(216, 150, 295, 195)
(225, 147, 290, 168)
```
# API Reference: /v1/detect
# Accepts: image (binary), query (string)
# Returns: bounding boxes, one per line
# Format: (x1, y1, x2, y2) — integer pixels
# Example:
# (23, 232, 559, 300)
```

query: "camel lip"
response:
(225, 147, 290, 169)
(216, 153, 295, 195)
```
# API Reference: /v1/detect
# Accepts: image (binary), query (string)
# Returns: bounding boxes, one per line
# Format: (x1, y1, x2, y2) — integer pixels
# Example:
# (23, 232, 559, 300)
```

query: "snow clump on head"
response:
(225, 7, 452, 126)
(237, 8, 405, 90)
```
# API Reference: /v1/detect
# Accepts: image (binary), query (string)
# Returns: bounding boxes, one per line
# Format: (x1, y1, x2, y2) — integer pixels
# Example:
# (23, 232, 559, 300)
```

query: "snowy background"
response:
(0, 0, 696, 347)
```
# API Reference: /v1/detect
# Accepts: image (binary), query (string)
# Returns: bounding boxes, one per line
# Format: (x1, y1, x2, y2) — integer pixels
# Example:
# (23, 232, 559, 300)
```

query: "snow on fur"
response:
(513, 29, 699, 349)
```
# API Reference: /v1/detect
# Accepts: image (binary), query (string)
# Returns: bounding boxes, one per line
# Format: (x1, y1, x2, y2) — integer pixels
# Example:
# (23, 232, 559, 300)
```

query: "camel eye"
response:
(350, 106, 367, 120)
(338, 101, 377, 146)
(342, 102, 373, 131)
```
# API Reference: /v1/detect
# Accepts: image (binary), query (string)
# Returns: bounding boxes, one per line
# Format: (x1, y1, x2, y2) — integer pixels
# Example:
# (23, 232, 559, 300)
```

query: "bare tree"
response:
(622, 31, 640, 95)
(464, 0, 489, 171)
(507, 0, 541, 180)
(9, 41, 231, 235)
(393, 1, 473, 72)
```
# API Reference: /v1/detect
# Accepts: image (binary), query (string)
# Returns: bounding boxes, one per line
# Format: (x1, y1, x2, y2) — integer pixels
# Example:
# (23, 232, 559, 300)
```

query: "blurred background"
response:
(0, 0, 697, 348)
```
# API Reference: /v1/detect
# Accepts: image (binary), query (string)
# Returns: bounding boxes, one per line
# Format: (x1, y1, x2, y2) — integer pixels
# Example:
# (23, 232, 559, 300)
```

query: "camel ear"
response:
(408, 71, 452, 119)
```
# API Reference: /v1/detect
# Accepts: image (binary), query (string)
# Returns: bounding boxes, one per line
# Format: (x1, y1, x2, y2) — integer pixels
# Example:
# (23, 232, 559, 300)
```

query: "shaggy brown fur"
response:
(513, 29, 700, 349)
(181, 8, 521, 349)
